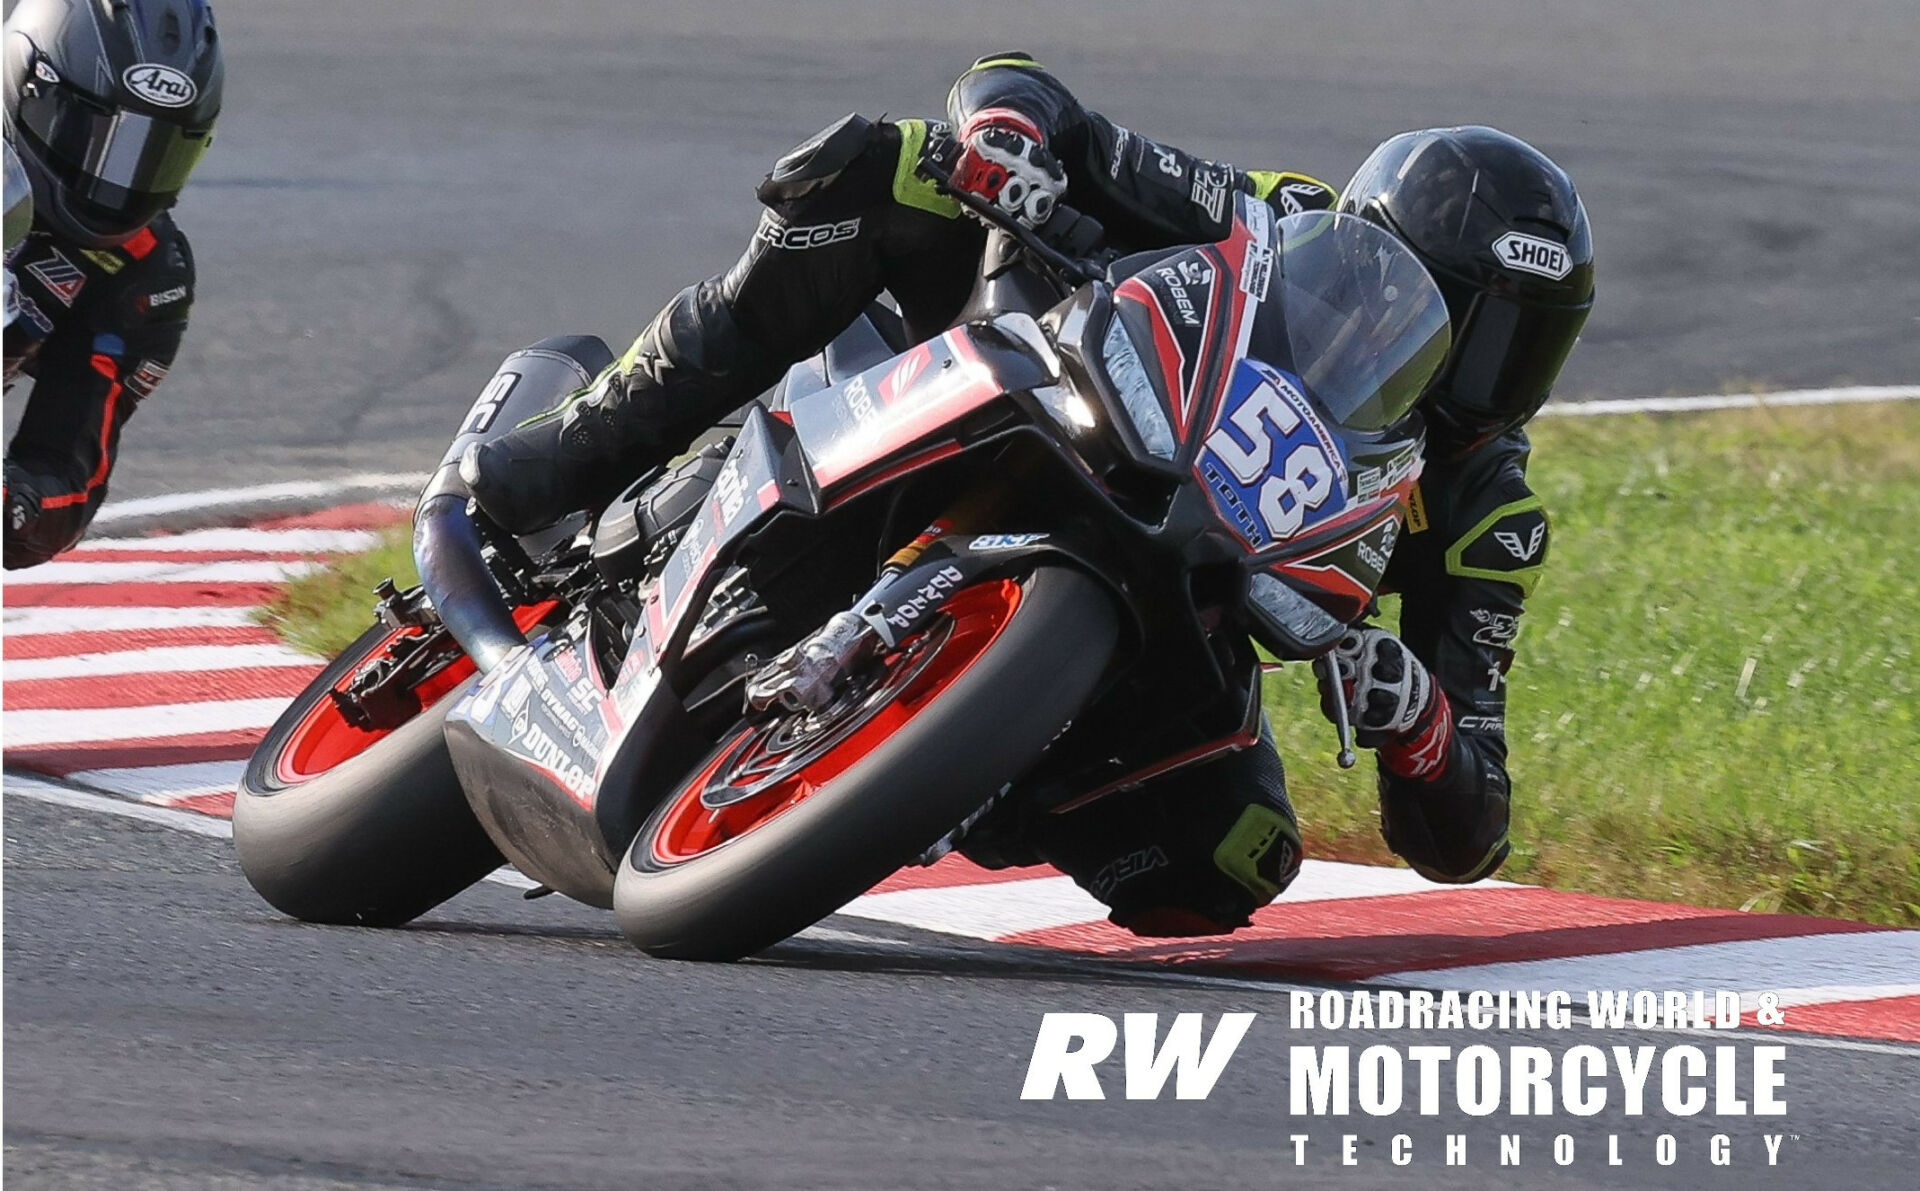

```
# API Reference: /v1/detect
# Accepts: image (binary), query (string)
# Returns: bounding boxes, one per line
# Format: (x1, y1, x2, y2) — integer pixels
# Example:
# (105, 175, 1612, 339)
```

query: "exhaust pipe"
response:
(411, 335, 615, 672)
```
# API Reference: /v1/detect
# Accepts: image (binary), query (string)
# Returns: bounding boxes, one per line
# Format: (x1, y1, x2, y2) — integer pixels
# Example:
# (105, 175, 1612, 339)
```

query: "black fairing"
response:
(1340, 126, 1594, 458)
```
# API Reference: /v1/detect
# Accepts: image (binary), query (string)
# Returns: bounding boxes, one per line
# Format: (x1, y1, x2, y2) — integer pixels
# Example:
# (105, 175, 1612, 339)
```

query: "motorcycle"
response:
(233, 182, 1449, 961)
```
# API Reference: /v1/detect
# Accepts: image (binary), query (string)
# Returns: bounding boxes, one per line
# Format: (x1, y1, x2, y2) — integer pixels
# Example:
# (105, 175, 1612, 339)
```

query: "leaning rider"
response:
(465, 55, 1594, 933)
(3, 0, 223, 569)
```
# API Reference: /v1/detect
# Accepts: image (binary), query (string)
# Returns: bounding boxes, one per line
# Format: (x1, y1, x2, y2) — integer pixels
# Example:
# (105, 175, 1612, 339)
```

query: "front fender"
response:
(856, 531, 1135, 650)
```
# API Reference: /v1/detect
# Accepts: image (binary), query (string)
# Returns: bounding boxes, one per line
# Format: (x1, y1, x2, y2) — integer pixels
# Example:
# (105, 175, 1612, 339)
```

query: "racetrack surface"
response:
(13, 0, 1916, 500)
(6, 512, 1920, 1189)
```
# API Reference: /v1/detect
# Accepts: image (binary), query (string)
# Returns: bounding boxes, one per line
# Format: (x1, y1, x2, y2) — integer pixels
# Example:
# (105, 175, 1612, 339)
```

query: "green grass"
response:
(255, 525, 417, 658)
(261, 403, 1920, 924)
(1264, 402, 1920, 925)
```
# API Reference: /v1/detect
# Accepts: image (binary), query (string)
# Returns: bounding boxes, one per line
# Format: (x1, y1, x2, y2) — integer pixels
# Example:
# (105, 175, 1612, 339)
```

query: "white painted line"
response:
(3, 697, 291, 747)
(6, 774, 234, 838)
(1390, 931, 1920, 1009)
(5, 642, 320, 681)
(90, 473, 423, 524)
(841, 875, 1106, 939)
(842, 859, 1483, 941)
(1542, 385, 1920, 416)
(65, 759, 246, 800)
(1, 606, 263, 635)
(78, 527, 382, 554)
(5, 559, 321, 586)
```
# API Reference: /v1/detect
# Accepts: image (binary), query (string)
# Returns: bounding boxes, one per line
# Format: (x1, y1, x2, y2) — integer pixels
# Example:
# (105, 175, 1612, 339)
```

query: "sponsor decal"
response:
(1197, 362, 1348, 547)
(145, 284, 188, 309)
(122, 63, 198, 109)
(1495, 522, 1547, 561)
(123, 358, 171, 398)
(880, 346, 931, 403)
(1276, 180, 1326, 215)
(518, 721, 593, 800)
(1355, 536, 1388, 576)
(1469, 608, 1521, 648)
(567, 677, 600, 713)
(15, 292, 54, 336)
(883, 564, 964, 633)
(969, 533, 1047, 551)
(81, 249, 126, 274)
(460, 370, 519, 435)
(756, 210, 861, 250)
(501, 675, 534, 742)
(713, 453, 748, 524)
(1089, 846, 1169, 900)
(1492, 230, 1573, 280)
(1154, 264, 1204, 328)
(1455, 714, 1506, 733)
(1109, 126, 1131, 179)
(1189, 164, 1231, 223)
(843, 372, 879, 425)
(25, 250, 86, 306)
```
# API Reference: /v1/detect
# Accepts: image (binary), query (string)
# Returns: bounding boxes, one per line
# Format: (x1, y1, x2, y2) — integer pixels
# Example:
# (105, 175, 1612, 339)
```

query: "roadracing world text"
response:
(1019, 989, 1799, 1170)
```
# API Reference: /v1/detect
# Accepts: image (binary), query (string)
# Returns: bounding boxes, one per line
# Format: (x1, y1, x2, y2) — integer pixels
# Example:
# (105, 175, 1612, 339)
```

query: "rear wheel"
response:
(234, 606, 546, 926)
(614, 566, 1118, 960)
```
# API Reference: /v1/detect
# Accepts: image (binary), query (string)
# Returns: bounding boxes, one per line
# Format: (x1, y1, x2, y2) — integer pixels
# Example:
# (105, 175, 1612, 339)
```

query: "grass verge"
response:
(1265, 402, 1919, 925)
(260, 403, 1919, 924)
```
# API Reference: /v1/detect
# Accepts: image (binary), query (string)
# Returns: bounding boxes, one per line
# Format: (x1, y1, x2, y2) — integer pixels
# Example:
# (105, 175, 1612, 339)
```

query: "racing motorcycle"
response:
(233, 183, 1449, 961)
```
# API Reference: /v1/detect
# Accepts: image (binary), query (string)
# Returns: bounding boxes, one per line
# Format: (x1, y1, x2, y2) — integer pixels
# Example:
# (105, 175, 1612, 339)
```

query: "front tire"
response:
(234, 623, 503, 926)
(614, 566, 1118, 960)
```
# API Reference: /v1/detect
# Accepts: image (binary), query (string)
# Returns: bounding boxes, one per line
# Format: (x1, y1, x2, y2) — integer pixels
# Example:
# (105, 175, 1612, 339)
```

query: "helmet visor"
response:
(1269, 211, 1452, 431)
(1438, 291, 1591, 434)
(13, 75, 211, 233)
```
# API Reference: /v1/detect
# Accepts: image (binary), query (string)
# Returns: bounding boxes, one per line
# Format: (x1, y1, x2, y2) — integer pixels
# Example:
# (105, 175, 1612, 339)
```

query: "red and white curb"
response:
(4, 498, 1918, 1048)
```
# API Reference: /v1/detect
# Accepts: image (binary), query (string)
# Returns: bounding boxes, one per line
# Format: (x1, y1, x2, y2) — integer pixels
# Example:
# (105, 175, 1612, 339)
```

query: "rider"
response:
(3, 0, 223, 569)
(466, 57, 1593, 932)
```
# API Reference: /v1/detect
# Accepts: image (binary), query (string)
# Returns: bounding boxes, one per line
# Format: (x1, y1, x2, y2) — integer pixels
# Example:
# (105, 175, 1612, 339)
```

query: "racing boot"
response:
(463, 279, 780, 535)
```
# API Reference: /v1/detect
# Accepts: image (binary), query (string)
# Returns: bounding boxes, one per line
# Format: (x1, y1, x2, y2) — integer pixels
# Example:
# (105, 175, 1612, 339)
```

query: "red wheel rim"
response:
(650, 580, 1025, 864)
(272, 601, 557, 785)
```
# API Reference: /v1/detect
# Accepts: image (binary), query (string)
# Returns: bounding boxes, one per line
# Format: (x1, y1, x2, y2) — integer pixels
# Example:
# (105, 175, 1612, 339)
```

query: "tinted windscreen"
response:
(1266, 211, 1451, 431)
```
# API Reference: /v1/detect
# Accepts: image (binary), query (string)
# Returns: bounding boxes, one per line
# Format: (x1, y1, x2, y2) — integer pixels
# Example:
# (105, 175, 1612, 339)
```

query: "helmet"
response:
(1339, 126, 1593, 459)
(4, 0, 223, 248)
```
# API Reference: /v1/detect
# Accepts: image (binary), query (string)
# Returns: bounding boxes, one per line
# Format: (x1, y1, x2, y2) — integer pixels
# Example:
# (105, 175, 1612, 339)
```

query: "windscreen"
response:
(1265, 211, 1451, 431)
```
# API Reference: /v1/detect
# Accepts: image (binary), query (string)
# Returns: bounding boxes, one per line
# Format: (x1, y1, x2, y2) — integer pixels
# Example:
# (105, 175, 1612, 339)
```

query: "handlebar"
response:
(919, 160, 1105, 289)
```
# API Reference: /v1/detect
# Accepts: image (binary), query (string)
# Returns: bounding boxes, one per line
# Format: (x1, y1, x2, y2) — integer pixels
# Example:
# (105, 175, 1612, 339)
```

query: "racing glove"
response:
(949, 108, 1067, 228)
(1317, 626, 1456, 781)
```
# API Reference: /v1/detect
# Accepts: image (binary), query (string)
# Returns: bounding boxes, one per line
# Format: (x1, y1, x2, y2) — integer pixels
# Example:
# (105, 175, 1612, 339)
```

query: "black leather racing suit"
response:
(480, 56, 1524, 932)
(4, 214, 196, 568)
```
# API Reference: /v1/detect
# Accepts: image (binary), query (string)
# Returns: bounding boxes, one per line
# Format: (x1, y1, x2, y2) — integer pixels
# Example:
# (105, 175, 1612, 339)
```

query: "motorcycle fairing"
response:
(788, 318, 1056, 494)
(1111, 194, 1274, 444)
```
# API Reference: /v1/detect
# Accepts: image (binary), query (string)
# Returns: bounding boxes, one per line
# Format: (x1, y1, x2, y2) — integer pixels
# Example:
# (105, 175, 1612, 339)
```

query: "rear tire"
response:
(234, 624, 504, 926)
(614, 566, 1118, 961)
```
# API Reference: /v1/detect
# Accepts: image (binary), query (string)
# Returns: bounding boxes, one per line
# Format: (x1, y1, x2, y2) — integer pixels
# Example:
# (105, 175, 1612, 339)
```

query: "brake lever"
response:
(920, 161, 1102, 287)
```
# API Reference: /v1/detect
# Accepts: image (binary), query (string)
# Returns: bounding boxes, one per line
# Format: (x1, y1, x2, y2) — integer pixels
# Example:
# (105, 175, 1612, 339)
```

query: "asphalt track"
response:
(7, 2, 1920, 1187)
(18, 0, 1920, 499)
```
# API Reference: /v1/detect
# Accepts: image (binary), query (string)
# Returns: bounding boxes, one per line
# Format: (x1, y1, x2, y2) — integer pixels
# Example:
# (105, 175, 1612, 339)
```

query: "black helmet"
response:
(1339, 126, 1593, 459)
(4, 0, 223, 248)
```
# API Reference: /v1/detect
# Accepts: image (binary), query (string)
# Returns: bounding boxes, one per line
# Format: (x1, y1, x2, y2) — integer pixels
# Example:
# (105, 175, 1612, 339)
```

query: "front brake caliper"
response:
(743, 610, 883, 716)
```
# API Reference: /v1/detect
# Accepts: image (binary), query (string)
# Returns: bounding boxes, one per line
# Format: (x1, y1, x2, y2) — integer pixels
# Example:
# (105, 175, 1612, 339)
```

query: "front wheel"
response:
(613, 566, 1118, 960)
